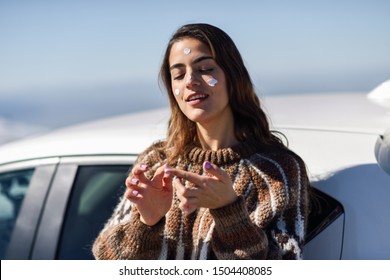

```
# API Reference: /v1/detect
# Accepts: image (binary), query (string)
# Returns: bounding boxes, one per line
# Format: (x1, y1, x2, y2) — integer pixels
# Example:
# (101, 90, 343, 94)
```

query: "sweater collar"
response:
(186, 141, 258, 165)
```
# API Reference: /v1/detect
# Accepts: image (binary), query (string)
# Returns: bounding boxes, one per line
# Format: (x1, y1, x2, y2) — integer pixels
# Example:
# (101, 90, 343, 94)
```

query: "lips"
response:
(185, 92, 209, 102)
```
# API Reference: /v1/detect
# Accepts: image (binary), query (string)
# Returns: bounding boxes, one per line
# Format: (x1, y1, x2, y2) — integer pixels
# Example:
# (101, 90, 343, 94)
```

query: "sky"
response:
(0, 0, 390, 132)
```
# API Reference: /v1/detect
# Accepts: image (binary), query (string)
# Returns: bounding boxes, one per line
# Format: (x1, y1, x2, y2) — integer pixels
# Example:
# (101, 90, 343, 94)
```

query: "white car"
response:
(1, 81, 389, 260)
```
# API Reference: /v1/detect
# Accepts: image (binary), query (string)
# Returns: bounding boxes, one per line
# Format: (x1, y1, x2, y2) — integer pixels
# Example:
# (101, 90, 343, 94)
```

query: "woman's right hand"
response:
(124, 163, 173, 226)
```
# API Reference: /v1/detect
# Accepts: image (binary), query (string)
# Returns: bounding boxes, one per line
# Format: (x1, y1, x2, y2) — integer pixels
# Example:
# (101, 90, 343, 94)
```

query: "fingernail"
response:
(165, 165, 171, 175)
(132, 190, 139, 196)
(205, 161, 211, 169)
(131, 178, 139, 184)
(140, 164, 148, 169)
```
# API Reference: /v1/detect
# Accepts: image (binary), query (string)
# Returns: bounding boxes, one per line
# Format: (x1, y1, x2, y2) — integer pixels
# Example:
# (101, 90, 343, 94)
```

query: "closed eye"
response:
(200, 68, 213, 73)
(173, 73, 185, 80)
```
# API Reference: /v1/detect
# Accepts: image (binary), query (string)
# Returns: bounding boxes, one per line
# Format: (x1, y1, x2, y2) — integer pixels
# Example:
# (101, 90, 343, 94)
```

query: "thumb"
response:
(151, 163, 171, 190)
(162, 167, 173, 191)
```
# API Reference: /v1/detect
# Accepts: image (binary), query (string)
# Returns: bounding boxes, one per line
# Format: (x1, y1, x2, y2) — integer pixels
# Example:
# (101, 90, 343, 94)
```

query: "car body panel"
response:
(304, 214, 345, 260)
(279, 128, 378, 177)
(263, 93, 390, 135)
(5, 162, 58, 259)
(313, 164, 390, 259)
(0, 110, 169, 165)
(1, 91, 389, 259)
(32, 164, 78, 259)
(1, 92, 389, 166)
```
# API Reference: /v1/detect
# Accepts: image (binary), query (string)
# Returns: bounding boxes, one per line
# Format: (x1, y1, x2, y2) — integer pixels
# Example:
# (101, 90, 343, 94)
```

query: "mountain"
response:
(0, 117, 48, 145)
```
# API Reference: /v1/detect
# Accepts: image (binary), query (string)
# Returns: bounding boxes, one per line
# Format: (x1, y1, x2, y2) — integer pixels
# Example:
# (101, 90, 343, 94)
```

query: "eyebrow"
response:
(169, 56, 214, 70)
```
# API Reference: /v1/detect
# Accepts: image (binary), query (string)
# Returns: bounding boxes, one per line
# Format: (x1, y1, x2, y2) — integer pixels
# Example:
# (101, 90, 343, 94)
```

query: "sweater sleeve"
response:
(92, 205, 165, 259)
(210, 152, 309, 260)
(268, 154, 310, 260)
(92, 141, 168, 259)
(210, 196, 270, 259)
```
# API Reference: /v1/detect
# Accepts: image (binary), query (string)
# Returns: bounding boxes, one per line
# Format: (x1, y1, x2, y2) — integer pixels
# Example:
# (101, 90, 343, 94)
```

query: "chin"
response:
(183, 110, 209, 123)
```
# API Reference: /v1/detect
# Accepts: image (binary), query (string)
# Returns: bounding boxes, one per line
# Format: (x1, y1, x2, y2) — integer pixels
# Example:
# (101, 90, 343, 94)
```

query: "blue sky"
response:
(1, 0, 390, 128)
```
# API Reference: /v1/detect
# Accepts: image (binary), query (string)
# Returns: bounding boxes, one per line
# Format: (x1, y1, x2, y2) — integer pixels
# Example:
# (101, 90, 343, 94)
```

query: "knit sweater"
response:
(92, 140, 309, 260)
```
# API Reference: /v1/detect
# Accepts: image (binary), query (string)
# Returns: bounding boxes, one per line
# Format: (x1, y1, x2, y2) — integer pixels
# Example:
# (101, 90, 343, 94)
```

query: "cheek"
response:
(206, 74, 227, 95)
(204, 70, 226, 89)
(206, 77, 218, 87)
(171, 80, 183, 97)
(172, 86, 185, 106)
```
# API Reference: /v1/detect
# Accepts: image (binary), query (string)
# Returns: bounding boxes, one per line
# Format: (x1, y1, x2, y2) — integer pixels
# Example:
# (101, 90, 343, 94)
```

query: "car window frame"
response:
(31, 155, 136, 259)
(1, 158, 60, 260)
(56, 164, 130, 259)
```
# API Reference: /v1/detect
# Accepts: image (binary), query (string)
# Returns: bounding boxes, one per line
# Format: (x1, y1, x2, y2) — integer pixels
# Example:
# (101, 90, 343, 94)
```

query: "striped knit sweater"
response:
(92, 140, 309, 260)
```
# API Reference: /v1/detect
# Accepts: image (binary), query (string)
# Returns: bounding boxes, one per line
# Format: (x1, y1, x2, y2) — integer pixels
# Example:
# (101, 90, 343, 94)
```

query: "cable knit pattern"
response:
(92, 141, 309, 260)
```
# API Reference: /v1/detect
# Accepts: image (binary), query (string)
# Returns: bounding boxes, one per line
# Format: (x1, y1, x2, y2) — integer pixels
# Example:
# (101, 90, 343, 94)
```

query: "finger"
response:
(125, 176, 140, 188)
(124, 188, 140, 200)
(130, 169, 150, 187)
(131, 163, 149, 176)
(203, 161, 230, 182)
(127, 163, 150, 187)
(165, 167, 204, 187)
(174, 177, 199, 198)
(125, 176, 148, 190)
(181, 205, 197, 215)
(178, 197, 198, 214)
(152, 163, 168, 184)
(162, 172, 173, 191)
(143, 163, 171, 191)
(125, 178, 143, 194)
(172, 177, 184, 192)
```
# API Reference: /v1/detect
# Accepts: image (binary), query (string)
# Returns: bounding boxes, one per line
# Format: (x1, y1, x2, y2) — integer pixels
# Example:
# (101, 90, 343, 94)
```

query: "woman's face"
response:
(169, 38, 232, 126)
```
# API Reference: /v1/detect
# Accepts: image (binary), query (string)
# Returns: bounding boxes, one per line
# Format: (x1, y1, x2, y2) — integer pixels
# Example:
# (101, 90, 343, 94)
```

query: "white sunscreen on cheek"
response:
(174, 89, 180, 95)
(207, 78, 218, 87)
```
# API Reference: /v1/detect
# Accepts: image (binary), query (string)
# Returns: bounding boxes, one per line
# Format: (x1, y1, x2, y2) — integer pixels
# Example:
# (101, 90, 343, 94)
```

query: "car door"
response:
(1, 158, 59, 259)
(30, 155, 135, 259)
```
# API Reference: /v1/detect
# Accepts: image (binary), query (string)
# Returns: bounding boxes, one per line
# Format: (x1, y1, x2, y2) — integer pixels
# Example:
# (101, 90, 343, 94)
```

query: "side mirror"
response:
(375, 128, 390, 175)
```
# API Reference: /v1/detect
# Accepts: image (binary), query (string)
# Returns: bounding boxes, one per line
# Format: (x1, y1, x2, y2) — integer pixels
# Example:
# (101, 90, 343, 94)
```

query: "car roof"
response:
(262, 92, 389, 134)
(0, 92, 388, 167)
(0, 108, 169, 165)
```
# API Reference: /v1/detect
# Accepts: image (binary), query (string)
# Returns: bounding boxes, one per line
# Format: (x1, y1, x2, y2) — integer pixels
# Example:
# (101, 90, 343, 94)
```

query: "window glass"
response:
(0, 169, 34, 259)
(57, 165, 130, 260)
(306, 187, 344, 243)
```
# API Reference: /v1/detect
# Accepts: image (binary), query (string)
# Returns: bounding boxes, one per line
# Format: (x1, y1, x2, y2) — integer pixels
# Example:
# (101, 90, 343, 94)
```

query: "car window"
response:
(0, 169, 34, 259)
(305, 187, 344, 244)
(56, 165, 130, 260)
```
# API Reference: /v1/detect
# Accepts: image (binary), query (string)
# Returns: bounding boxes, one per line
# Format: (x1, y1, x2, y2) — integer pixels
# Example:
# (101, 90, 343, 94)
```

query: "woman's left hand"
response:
(165, 161, 237, 213)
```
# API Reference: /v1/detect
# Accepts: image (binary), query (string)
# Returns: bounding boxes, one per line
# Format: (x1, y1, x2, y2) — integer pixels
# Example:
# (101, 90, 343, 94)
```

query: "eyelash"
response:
(173, 74, 185, 80)
(200, 68, 213, 73)
(173, 68, 214, 81)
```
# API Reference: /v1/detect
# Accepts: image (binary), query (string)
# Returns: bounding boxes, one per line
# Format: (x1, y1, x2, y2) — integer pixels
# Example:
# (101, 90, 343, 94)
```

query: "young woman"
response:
(92, 23, 310, 260)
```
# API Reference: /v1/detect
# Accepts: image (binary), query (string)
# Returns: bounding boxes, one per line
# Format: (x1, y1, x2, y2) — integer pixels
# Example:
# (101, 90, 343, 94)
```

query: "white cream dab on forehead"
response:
(207, 78, 218, 87)
(174, 89, 180, 95)
(184, 48, 191, 55)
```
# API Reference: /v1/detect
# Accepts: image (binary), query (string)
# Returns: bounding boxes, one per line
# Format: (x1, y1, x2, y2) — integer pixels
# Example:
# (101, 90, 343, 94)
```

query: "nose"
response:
(185, 73, 201, 88)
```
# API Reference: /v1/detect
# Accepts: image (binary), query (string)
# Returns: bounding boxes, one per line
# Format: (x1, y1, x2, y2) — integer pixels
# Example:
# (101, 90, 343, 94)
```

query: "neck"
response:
(196, 120, 239, 150)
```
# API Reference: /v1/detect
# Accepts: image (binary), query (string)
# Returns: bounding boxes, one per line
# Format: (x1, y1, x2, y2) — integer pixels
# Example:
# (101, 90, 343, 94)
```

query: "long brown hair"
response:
(159, 23, 285, 163)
